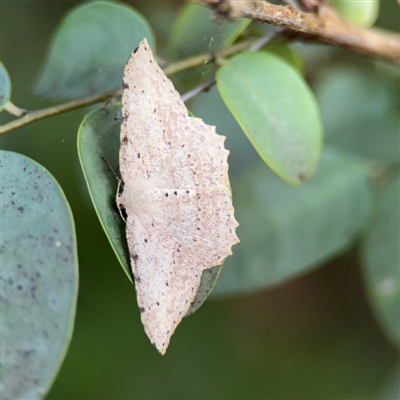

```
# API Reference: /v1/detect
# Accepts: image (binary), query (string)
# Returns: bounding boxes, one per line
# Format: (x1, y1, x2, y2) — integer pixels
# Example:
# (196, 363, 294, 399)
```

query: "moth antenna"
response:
(100, 155, 121, 185)
(100, 155, 126, 222)
(116, 179, 127, 223)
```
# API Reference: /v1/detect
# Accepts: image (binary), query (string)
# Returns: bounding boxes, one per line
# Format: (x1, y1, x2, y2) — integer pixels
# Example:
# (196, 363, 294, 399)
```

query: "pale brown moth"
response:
(117, 38, 239, 354)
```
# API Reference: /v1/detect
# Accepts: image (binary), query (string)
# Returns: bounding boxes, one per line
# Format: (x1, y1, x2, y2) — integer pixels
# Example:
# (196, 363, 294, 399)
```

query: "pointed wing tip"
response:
(139, 38, 151, 50)
(131, 38, 152, 59)
(154, 341, 169, 356)
(148, 331, 172, 356)
(140, 315, 173, 356)
(141, 310, 180, 356)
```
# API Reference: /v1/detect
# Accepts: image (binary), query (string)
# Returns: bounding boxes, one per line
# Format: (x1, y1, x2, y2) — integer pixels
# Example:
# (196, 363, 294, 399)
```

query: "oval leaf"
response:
(263, 40, 304, 74)
(378, 367, 400, 399)
(0, 150, 78, 400)
(327, 0, 379, 27)
(35, 0, 155, 99)
(77, 103, 218, 316)
(169, 2, 250, 59)
(216, 52, 322, 186)
(213, 147, 373, 296)
(315, 66, 400, 164)
(186, 266, 221, 317)
(0, 61, 11, 110)
(78, 102, 131, 279)
(168, 2, 250, 86)
(361, 174, 400, 346)
(188, 85, 259, 180)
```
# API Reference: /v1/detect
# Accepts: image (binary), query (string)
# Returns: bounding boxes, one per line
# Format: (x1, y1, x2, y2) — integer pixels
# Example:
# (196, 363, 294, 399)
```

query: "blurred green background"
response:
(1, 0, 399, 398)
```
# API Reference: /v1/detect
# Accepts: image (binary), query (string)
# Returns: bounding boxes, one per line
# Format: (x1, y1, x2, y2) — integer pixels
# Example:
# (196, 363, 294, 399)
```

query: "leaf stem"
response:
(2, 101, 27, 118)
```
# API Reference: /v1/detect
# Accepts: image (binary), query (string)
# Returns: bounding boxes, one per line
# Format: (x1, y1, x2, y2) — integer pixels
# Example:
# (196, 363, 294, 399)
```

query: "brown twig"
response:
(197, 0, 400, 64)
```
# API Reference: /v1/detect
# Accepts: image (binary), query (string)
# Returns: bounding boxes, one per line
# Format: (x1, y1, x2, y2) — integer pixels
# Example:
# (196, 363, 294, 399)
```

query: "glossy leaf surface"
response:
(0, 61, 11, 110)
(327, 0, 379, 27)
(1, 151, 78, 400)
(168, 2, 250, 86)
(361, 174, 400, 346)
(316, 67, 399, 164)
(169, 2, 250, 58)
(263, 40, 304, 74)
(217, 51, 322, 186)
(35, 1, 154, 99)
(214, 148, 373, 295)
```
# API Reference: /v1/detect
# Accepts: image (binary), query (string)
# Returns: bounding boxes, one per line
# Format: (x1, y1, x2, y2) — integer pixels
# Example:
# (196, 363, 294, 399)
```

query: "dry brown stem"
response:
(197, 0, 400, 64)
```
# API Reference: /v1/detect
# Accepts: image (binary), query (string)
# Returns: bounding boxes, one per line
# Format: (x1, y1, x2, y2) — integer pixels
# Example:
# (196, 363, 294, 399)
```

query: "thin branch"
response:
(0, 90, 120, 135)
(181, 28, 282, 103)
(2, 1, 399, 134)
(248, 27, 284, 51)
(0, 27, 296, 134)
(163, 38, 253, 76)
(197, 0, 400, 64)
(1, 37, 263, 135)
(181, 75, 217, 103)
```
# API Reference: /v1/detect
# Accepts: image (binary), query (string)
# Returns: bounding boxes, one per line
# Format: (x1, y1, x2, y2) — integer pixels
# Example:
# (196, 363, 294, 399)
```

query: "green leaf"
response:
(263, 40, 304, 74)
(188, 85, 259, 181)
(361, 174, 400, 346)
(216, 51, 323, 186)
(213, 147, 373, 296)
(169, 2, 250, 59)
(78, 102, 130, 279)
(0, 61, 11, 110)
(0, 150, 78, 400)
(168, 1, 250, 86)
(315, 66, 399, 164)
(35, 0, 155, 99)
(327, 0, 379, 27)
(77, 103, 219, 316)
(377, 367, 400, 399)
(186, 266, 222, 317)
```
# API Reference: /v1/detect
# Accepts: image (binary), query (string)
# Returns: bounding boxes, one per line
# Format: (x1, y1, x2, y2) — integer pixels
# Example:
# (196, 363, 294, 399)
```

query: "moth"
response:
(117, 38, 239, 354)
